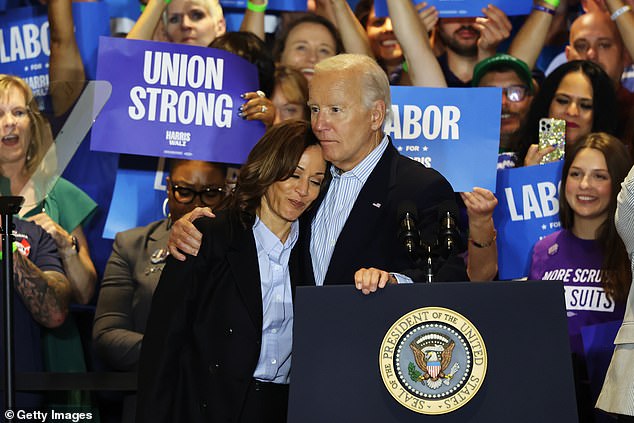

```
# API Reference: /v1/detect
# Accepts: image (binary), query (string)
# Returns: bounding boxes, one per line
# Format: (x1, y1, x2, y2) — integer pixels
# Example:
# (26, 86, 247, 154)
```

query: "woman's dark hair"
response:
(353, 0, 373, 28)
(272, 13, 344, 63)
(209, 32, 275, 97)
(560, 132, 632, 302)
(168, 159, 228, 178)
(516, 60, 617, 164)
(225, 120, 325, 221)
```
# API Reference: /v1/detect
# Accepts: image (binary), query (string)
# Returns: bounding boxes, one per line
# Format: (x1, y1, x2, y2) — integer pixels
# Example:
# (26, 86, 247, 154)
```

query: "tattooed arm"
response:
(13, 251, 71, 329)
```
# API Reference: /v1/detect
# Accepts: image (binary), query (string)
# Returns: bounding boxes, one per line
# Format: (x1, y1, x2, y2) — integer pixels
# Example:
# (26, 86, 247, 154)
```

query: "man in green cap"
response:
(472, 53, 535, 168)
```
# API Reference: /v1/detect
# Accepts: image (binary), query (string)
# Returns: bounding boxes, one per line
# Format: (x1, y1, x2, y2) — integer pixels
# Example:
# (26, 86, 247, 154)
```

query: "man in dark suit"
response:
(168, 54, 466, 289)
(303, 54, 466, 292)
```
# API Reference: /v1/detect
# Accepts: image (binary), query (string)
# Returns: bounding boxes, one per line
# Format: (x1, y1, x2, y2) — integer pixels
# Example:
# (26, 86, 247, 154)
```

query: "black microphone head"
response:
(438, 200, 459, 221)
(437, 199, 462, 256)
(397, 200, 418, 222)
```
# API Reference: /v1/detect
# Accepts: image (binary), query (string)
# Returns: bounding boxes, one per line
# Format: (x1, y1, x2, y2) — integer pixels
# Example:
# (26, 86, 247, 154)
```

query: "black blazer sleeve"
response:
(136, 217, 217, 423)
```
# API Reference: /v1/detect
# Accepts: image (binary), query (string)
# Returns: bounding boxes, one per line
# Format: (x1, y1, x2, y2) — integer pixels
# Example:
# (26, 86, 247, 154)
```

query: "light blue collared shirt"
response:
(252, 216, 297, 384)
(310, 136, 390, 286)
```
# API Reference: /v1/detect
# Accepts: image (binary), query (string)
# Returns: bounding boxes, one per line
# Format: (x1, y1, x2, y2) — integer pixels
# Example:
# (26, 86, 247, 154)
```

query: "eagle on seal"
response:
(410, 339, 455, 381)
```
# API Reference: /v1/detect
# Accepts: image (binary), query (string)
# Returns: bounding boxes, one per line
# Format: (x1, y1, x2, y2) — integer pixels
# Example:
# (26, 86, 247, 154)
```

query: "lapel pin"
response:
(150, 248, 169, 264)
(547, 244, 558, 256)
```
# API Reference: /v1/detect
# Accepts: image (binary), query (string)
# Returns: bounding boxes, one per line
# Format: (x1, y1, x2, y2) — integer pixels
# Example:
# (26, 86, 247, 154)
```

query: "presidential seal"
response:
(379, 307, 487, 415)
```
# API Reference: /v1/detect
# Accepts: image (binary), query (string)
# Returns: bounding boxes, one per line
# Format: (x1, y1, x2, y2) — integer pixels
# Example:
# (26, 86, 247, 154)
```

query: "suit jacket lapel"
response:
(324, 143, 398, 283)
(147, 220, 170, 256)
(226, 221, 263, 332)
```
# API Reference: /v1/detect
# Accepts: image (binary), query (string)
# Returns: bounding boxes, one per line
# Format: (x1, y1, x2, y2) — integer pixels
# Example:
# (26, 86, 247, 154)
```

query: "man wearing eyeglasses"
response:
(471, 54, 535, 169)
(93, 159, 227, 423)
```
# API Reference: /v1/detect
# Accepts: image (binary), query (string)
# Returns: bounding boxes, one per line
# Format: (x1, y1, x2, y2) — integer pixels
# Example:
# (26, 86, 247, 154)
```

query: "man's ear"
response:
(371, 100, 386, 131)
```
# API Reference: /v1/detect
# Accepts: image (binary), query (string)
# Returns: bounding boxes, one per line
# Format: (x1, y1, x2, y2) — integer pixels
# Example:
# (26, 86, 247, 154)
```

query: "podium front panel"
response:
(288, 281, 578, 422)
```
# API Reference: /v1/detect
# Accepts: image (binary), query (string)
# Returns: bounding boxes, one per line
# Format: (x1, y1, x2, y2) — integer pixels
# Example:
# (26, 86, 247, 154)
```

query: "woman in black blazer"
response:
(136, 120, 327, 423)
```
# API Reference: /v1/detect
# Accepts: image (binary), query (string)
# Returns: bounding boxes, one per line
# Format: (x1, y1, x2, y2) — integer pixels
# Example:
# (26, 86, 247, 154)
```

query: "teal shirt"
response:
(22, 177, 97, 233)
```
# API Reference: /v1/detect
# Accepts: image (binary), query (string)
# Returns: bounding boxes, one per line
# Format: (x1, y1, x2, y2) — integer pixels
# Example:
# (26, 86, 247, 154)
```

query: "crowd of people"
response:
(2, 0, 634, 421)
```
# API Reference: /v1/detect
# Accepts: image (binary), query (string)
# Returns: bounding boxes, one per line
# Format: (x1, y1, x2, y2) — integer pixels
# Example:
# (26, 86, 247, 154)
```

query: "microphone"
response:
(397, 201, 420, 257)
(438, 200, 461, 258)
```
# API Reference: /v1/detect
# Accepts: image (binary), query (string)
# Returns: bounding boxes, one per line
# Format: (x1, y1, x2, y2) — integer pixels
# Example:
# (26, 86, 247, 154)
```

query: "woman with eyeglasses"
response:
(515, 60, 619, 166)
(471, 53, 536, 169)
(93, 159, 227, 423)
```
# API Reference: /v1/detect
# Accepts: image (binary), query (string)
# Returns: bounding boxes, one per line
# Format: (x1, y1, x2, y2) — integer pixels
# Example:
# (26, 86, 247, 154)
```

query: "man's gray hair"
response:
(315, 54, 393, 127)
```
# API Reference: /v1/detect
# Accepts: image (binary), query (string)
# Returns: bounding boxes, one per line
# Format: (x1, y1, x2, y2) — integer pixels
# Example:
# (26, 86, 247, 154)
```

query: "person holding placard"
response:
(435, 5, 512, 87)
(129, 0, 279, 128)
(359, 0, 445, 87)
(528, 132, 632, 422)
(209, 32, 277, 127)
(450, 54, 536, 282)
(472, 53, 536, 169)
(326, 0, 438, 86)
(127, 0, 226, 46)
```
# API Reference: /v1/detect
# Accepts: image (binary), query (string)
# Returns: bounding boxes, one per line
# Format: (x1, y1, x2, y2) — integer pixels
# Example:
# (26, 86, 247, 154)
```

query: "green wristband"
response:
(247, 0, 267, 13)
(140, 0, 170, 13)
(542, 0, 560, 8)
(0, 242, 19, 261)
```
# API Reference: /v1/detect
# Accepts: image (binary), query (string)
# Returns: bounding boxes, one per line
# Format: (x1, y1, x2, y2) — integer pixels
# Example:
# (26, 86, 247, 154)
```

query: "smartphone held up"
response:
(538, 118, 566, 164)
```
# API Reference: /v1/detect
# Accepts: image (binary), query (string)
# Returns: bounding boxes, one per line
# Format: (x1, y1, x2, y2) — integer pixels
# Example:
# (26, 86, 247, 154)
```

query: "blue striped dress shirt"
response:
(252, 216, 297, 384)
(310, 136, 390, 286)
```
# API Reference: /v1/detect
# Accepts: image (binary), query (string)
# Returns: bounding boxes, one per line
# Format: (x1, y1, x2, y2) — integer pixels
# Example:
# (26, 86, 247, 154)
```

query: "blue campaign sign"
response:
(103, 156, 168, 239)
(221, 0, 305, 12)
(72, 2, 111, 80)
(494, 161, 564, 280)
(374, 0, 531, 18)
(0, 5, 109, 103)
(91, 37, 265, 163)
(0, 6, 51, 99)
(103, 0, 141, 21)
(387, 86, 500, 192)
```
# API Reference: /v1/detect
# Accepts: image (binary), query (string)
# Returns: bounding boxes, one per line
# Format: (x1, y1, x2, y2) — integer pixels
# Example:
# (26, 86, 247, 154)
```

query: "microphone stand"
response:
(423, 243, 434, 283)
(1, 196, 24, 418)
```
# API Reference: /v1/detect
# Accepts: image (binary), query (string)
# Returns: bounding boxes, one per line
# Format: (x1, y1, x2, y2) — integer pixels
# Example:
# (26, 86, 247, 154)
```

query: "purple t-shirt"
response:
(529, 229, 626, 358)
